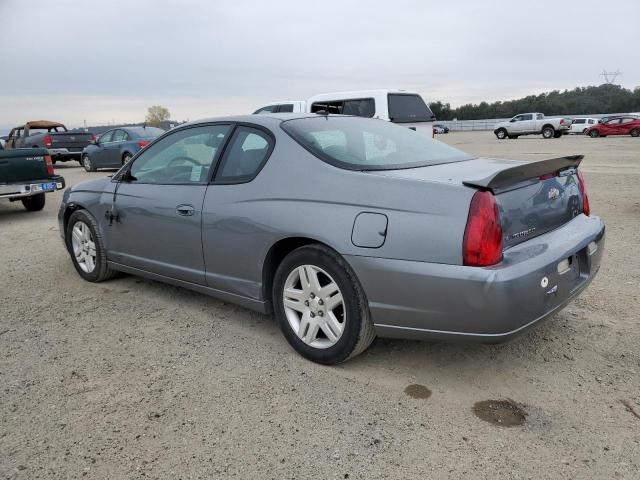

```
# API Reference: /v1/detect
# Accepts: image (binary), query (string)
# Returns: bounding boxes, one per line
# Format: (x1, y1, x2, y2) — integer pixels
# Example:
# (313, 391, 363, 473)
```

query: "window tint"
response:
(282, 116, 471, 171)
(573, 119, 585, 124)
(536, 113, 543, 120)
(588, 119, 595, 124)
(99, 131, 114, 143)
(129, 125, 230, 184)
(112, 130, 127, 142)
(278, 104, 294, 113)
(215, 127, 272, 183)
(253, 105, 278, 114)
(521, 114, 533, 121)
(387, 94, 434, 123)
(342, 99, 375, 117)
(311, 101, 344, 114)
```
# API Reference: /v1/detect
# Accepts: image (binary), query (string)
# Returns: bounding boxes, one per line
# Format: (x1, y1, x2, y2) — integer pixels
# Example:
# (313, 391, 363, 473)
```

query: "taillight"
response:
(44, 155, 54, 175)
(463, 190, 503, 267)
(576, 170, 590, 216)
(91, 134, 96, 142)
(137, 140, 150, 149)
(44, 135, 52, 147)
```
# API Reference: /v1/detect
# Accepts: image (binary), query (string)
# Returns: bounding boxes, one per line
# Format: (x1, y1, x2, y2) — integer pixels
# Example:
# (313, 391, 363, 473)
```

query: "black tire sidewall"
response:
(21, 193, 46, 211)
(543, 127, 554, 138)
(631, 129, 640, 137)
(496, 129, 506, 139)
(273, 246, 365, 364)
(65, 210, 108, 282)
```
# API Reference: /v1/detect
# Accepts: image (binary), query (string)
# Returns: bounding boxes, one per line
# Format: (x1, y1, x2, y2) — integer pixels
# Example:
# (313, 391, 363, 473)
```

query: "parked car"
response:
(569, 118, 598, 134)
(1, 146, 65, 211)
(59, 114, 604, 364)
(585, 116, 640, 138)
(433, 124, 449, 134)
(4, 121, 95, 164)
(254, 89, 436, 137)
(494, 113, 571, 139)
(81, 126, 165, 172)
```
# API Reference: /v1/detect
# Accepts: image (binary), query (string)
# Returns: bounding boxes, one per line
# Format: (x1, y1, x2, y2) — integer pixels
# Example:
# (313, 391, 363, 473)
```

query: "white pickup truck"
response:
(494, 113, 571, 139)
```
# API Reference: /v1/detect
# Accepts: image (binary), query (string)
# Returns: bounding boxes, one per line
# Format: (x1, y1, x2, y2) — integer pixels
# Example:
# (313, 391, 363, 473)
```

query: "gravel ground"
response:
(1, 131, 639, 479)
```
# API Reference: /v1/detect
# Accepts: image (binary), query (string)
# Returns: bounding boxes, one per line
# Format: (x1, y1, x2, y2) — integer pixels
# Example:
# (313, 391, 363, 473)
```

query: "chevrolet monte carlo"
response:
(59, 114, 605, 364)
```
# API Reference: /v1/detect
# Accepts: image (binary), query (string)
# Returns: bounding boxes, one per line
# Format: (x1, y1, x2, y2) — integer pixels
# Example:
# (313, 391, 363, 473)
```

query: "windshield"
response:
(281, 116, 472, 171)
(387, 94, 435, 123)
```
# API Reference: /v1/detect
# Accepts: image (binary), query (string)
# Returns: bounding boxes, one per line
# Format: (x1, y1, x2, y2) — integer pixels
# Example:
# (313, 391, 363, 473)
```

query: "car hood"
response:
(70, 176, 112, 193)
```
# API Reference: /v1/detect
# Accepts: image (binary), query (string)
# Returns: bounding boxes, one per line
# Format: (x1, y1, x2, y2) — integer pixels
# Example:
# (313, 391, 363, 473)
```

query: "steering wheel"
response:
(166, 156, 199, 168)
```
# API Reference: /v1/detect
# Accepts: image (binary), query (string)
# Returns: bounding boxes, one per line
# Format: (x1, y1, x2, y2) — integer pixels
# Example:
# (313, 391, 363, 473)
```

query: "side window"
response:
(129, 125, 231, 185)
(521, 114, 533, 121)
(277, 104, 294, 113)
(215, 127, 273, 183)
(588, 119, 595, 124)
(99, 131, 114, 143)
(620, 117, 634, 124)
(311, 101, 344, 114)
(574, 119, 585, 124)
(536, 113, 543, 120)
(512, 115, 522, 122)
(607, 118, 621, 125)
(112, 130, 127, 142)
(253, 105, 278, 114)
(342, 98, 375, 118)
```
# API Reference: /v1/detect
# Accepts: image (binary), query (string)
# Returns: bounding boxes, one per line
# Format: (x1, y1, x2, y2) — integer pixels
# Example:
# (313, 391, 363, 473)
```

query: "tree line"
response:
(429, 84, 640, 120)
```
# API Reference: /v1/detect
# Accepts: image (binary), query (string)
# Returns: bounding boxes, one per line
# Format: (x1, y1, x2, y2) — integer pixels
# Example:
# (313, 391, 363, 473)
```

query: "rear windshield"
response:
(387, 94, 435, 123)
(128, 127, 165, 138)
(281, 116, 472, 171)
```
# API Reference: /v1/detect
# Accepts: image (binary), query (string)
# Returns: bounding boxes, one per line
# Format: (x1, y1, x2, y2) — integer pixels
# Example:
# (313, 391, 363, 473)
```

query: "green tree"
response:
(145, 105, 171, 127)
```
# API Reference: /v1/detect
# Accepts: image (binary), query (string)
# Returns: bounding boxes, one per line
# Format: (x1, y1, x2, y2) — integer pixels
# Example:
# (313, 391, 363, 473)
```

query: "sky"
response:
(0, 0, 638, 133)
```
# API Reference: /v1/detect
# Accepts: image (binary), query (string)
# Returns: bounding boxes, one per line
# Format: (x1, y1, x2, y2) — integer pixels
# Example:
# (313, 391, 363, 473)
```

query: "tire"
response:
(65, 209, 117, 282)
(272, 244, 376, 364)
(553, 131, 562, 138)
(122, 153, 132, 165)
(589, 130, 600, 138)
(82, 154, 96, 172)
(495, 129, 507, 140)
(631, 128, 640, 137)
(542, 126, 555, 139)
(21, 193, 45, 211)
(582, 128, 588, 134)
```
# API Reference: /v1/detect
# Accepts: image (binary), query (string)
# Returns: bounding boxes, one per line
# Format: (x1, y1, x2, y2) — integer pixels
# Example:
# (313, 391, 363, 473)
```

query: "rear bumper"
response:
(345, 214, 605, 342)
(0, 175, 65, 199)
(48, 148, 83, 159)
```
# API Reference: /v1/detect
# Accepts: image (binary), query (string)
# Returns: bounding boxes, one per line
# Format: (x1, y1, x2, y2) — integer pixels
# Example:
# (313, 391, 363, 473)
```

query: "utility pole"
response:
(601, 69, 622, 84)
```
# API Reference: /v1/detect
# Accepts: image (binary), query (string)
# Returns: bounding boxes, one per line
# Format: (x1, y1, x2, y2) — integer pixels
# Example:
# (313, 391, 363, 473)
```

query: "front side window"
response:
(387, 94, 434, 123)
(112, 130, 127, 142)
(129, 125, 230, 184)
(606, 118, 622, 125)
(254, 105, 278, 114)
(215, 127, 273, 183)
(278, 104, 294, 113)
(282, 116, 472, 171)
(536, 113, 543, 120)
(99, 130, 114, 143)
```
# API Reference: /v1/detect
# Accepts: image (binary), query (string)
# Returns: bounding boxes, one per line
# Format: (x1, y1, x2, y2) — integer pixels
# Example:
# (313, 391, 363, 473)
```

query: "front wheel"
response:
(272, 244, 375, 364)
(82, 154, 96, 172)
(495, 129, 507, 140)
(21, 193, 45, 211)
(65, 210, 117, 282)
(589, 130, 600, 138)
(542, 126, 555, 139)
(630, 128, 640, 137)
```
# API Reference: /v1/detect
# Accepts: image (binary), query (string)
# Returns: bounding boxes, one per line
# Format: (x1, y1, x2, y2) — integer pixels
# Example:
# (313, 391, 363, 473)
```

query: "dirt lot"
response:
(1, 131, 639, 479)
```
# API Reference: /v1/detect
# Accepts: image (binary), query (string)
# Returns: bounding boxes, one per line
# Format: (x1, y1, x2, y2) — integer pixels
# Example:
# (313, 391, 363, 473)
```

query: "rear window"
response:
(310, 98, 375, 118)
(282, 116, 471, 171)
(387, 94, 434, 123)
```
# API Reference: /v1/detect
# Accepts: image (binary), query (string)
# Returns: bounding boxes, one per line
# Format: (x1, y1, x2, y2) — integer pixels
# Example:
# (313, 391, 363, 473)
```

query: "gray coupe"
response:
(59, 114, 605, 364)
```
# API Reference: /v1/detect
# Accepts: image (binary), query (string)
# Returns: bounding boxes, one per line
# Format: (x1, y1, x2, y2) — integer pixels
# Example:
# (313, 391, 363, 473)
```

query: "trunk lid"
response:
(0, 148, 50, 183)
(369, 155, 586, 248)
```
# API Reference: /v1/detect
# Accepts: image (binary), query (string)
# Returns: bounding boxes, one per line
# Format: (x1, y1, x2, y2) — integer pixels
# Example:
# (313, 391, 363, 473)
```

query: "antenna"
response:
(601, 69, 622, 84)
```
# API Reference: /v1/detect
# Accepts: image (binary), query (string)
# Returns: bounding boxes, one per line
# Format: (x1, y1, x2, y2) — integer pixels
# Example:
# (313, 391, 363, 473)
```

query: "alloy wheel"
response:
(282, 264, 345, 349)
(71, 221, 97, 273)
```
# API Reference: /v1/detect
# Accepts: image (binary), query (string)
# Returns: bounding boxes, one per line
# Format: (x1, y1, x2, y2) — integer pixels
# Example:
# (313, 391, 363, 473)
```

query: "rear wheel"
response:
(21, 193, 45, 211)
(122, 153, 132, 165)
(630, 128, 640, 137)
(542, 126, 555, 139)
(495, 128, 507, 140)
(589, 130, 600, 138)
(65, 210, 117, 282)
(82, 154, 96, 172)
(553, 131, 563, 138)
(272, 244, 375, 364)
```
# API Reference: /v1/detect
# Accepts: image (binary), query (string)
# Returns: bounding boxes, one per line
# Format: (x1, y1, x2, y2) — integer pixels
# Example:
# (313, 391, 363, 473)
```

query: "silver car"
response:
(59, 114, 605, 364)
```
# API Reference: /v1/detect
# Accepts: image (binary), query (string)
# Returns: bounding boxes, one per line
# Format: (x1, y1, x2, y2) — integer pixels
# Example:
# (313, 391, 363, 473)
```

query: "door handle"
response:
(176, 204, 195, 216)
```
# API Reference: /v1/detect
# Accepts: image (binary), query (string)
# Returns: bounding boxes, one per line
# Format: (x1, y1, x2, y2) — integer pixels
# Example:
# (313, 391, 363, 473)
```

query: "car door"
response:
(603, 118, 621, 135)
(105, 129, 127, 167)
(618, 117, 634, 135)
(518, 113, 535, 133)
(201, 125, 275, 299)
(92, 130, 114, 166)
(108, 124, 232, 285)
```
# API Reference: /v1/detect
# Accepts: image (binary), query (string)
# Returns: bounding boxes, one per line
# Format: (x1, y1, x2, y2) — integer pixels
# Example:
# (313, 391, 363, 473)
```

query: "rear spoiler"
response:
(463, 155, 584, 191)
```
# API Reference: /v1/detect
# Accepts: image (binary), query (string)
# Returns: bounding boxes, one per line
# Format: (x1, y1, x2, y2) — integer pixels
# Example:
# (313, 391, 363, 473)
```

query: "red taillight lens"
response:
(91, 134, 96, 142)
(576, 170, 590, 216)
(463, 191, 503, 266)
(44, 155, 54, 175)
(137, 140, 150, 149)
(44, 135, 52, 147)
